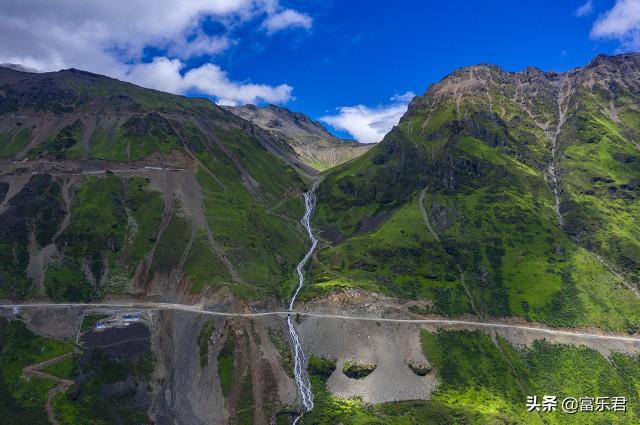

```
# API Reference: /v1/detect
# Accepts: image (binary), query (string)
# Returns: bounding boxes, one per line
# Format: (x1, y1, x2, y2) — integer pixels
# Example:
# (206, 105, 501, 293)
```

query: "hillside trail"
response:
(418, 187, 440, 243)
(22, 351, 75, 425)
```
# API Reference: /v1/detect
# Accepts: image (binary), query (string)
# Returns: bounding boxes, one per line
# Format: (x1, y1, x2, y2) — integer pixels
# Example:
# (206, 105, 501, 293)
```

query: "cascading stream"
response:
(287, 184, 318, 424)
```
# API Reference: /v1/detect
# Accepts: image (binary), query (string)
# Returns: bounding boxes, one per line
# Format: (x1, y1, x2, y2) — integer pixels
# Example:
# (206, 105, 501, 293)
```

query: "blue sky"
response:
(1, 0, 638, 142)
(226, 0, 615, 111)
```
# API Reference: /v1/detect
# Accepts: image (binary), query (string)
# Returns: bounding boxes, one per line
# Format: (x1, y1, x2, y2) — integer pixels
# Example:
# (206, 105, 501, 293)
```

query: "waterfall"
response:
(287, 185, 318, 424)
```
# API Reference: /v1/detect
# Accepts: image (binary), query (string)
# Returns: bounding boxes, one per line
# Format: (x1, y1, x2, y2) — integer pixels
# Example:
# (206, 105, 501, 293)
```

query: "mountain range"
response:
(1, 53, 640, 425)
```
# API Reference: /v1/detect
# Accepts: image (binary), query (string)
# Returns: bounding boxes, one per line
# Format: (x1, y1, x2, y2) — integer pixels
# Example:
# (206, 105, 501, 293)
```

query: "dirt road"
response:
(3, 301, 640, 344)
(22, 352, 74, 425)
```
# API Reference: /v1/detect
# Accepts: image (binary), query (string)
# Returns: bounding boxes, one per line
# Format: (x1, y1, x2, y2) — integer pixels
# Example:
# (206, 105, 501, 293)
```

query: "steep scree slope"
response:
(224, 104, 372, 171)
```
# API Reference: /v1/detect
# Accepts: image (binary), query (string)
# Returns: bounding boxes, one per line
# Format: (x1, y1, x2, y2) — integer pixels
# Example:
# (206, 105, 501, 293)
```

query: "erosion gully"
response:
(287, 184, 318, 424)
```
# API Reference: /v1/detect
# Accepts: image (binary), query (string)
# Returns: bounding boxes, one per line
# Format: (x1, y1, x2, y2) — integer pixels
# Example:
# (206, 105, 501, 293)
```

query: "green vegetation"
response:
(0, 174, 64, 299)
(1, 125, 309, 301)
(90, 113, 179, 160)
(304, 330, 640, 424)
(0, 181, 8, 204)
(46, 175, 166, 299)
(193, 125, 307, 298)
(0, 174, 168, 301)
(48, 175, 128, 300)
(42, 355, 77, 379)
(119, 177, 164, 272)
(184, 231, 232, 293)
(61, 175, 127, 258)
(305, 385, 489, 425)
(0, 126, 32, 157)
(60, 69, 213, 111)
(0, 316, 154, 425)
(150, 208, 192, 274)
(342, 361, 376, 379)
(303, 355, 486, 424)
(105, 176, 164, 293)
(44, 259, 93, 301)
(560, 91, 640, 284)
(421, 330, 640, 424)
(421, 331, 527, 404)
(80, 314, 108, 332)
(218, 334, 235, 396)
(236, 373, 255, 425)
(0, 69, 314, 302)
(307, 356, 336, 379)
(313, 74, 640, 331)
(52, 350, 153, 425)
(197, 320, 215, 368)
(29, 120, 83, 159)
(0, 318, 73, 425)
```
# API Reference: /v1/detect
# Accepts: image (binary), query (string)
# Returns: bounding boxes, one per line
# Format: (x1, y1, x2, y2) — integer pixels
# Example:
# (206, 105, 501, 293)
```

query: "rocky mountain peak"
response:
(223, 103, 372, 170)
(586, 52, 640, 70)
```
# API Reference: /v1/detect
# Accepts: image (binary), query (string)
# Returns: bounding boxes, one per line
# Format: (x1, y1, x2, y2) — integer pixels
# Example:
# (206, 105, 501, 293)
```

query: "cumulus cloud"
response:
(321, 92, 415, 143)
(108, 57, 291, 105)
(575, 1, 594, 17)
(0, 0, 310, 105)
(166, 33, 232, 59)
(262, 9, 313, 34)
(590, 0, 640, 51)
(182, 64, 293, 106)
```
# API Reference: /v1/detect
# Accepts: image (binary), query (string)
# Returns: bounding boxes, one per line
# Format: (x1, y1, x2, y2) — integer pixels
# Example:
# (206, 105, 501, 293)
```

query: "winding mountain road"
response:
(22, 352, 75, 425)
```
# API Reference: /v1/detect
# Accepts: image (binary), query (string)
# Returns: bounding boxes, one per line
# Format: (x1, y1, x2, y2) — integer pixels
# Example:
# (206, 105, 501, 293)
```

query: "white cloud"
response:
(590, 0, 640, 50)
(262, 9, 313, 34)
(183, 64, 293, 105)
(321, 92, 415, 143)
(391, 92, 415, 102)
(166, 33, 232, 59)
(0, 0, 310, 105)
(126, 58, 188, 94)
(117, 57, 293, 105)
(575, 0, 593, 17)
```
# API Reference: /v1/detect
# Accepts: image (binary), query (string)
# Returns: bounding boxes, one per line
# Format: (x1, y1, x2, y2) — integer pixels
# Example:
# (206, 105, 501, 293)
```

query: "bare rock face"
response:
(224, 104, 372, 170)
(150, 310, 299, 425)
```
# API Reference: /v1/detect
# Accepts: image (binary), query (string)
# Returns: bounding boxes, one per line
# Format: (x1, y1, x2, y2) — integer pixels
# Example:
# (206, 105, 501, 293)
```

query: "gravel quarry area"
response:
(297, 314, 438, 403)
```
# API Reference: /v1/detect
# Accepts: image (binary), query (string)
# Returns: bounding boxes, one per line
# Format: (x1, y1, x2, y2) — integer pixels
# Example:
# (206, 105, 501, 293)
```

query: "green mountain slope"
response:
(0, 67, 312, 303)
(313, 53, 640, 331)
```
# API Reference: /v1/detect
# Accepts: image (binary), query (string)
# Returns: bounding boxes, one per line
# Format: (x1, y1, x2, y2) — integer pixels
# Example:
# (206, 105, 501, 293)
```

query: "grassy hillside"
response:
(0, 317, 154, 425)
(0, 67, 310, 303)
(313, 54, 640, 331)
